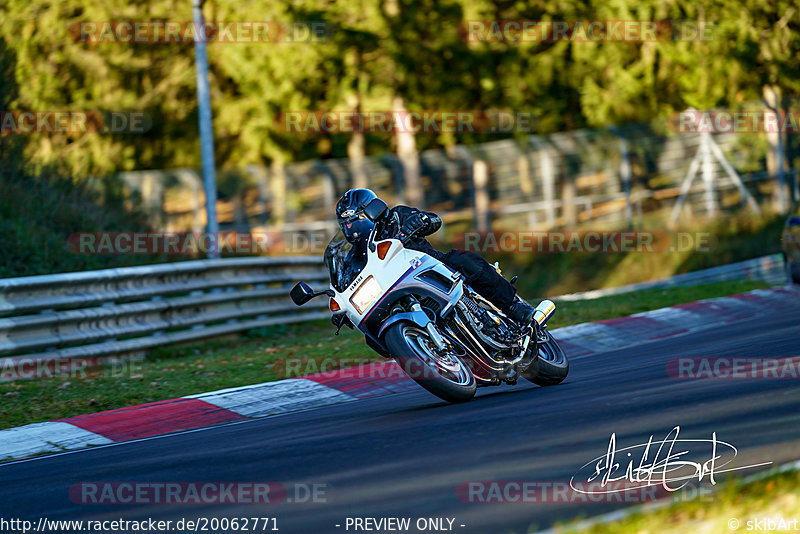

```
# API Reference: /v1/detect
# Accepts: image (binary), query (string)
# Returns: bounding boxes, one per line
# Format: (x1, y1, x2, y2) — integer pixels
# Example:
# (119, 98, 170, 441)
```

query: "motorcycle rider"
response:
(335, 188, 537, 327)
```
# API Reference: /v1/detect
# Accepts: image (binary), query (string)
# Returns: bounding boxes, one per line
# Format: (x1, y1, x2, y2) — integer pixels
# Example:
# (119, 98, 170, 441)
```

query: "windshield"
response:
(324, 231, 368, 292)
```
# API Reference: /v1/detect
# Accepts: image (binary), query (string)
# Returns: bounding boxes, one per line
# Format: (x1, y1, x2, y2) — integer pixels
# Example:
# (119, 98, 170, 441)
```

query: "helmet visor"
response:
(339, 213, 374, 243)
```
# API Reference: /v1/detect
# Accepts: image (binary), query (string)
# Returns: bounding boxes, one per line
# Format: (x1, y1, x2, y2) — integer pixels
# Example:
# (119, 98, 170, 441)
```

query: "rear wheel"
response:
(385, 322, 476, 403)
(522, 329, 569, 386)
(786, 258, 800, 285)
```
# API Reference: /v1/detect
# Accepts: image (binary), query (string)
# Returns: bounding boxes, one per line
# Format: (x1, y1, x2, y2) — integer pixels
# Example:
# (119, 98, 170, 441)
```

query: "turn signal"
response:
(329, 298, 341, 312)
(377, 240, 392, 260)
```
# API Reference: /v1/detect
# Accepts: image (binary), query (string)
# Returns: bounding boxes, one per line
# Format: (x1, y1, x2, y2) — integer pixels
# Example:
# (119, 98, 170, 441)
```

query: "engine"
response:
(457, 294, 525, 351)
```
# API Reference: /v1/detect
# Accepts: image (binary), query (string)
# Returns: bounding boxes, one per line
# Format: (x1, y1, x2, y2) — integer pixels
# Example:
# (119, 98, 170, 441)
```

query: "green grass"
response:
(464, 211, 786, 297)
(548, 468, 800, 534)
(0, 279, 769, 430)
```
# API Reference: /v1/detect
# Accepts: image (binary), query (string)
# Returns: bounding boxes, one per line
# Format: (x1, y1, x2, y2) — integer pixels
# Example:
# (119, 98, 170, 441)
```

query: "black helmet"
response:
(336, 188, 378, 243)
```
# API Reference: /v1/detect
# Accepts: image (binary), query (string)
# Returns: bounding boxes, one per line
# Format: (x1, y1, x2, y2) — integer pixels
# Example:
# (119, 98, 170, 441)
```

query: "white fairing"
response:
(329, 239, 449, 328)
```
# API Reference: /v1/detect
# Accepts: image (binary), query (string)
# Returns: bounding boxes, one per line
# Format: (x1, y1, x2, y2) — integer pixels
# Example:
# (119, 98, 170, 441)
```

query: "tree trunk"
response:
(270, 157, 287, 227)
(393, 95, 423, 207)
(347, 93, 368, 189)
(562, 176, 577, 227)
(472, 160, 490, 232)
(763, 84, 788, 214)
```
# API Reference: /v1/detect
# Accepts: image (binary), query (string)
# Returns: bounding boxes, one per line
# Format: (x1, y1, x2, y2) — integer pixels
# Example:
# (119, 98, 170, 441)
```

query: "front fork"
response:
(410, 302, 448, 351)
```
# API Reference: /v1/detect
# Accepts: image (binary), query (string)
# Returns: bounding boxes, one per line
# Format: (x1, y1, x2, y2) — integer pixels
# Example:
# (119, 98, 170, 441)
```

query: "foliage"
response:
(1, 0, 798, 175)
(1, 0, 798, 276)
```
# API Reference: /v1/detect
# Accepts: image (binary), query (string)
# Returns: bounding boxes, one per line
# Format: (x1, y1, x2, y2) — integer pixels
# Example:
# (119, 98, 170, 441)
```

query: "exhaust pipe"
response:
(533, 300, 556, 326)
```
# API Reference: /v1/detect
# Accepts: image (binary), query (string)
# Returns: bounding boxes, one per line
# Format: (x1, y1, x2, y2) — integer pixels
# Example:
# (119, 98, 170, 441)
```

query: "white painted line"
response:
(185, 378, 356, 417)
(634, 305, 710, 332)
(751, 287, 800, 304)
(0, 422, 113, 460)
(0, 390, 412, 467)
(554, 322, 632, 350)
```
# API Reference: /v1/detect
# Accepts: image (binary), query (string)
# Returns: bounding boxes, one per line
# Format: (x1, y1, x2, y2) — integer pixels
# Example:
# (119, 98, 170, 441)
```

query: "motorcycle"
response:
(290, 198, 569, 403)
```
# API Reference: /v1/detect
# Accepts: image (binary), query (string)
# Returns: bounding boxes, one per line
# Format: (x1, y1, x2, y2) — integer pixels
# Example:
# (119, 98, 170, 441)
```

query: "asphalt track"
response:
(2, 301, 799, 534)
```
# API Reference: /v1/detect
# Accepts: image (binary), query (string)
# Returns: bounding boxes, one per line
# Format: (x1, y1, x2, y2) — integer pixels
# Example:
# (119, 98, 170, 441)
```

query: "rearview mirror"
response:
(363, 198, 388, 221)
(290, 281, 333, 305)
(290, 281, 317, 306)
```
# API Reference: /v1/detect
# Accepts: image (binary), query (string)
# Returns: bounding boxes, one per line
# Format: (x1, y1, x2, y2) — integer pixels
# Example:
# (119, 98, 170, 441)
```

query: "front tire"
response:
(523, 329, 569, 386)
(384, 322, 476, 403)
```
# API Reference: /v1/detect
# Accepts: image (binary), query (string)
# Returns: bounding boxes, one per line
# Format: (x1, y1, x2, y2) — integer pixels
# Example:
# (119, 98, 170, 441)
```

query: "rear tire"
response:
(523, 329, 569, 386)
(385, 322, 476, 403)
(787, 259, 800, 285)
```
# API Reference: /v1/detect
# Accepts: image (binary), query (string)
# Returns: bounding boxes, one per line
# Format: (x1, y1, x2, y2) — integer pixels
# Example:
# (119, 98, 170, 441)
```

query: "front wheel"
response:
(384, 322, 476, 403)
(522, 329, 569, 386)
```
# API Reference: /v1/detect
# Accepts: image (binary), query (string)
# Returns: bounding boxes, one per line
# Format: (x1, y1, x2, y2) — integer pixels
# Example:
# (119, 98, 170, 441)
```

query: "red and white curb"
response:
(1, 286, 797, 461)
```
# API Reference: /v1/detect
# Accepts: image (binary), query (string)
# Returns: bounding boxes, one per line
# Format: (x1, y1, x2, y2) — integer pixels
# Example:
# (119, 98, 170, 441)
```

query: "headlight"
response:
(350, 275, 382, 314)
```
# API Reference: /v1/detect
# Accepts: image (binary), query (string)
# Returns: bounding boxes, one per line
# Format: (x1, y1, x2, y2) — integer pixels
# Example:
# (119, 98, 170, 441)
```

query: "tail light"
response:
(329, 298, 341, 312)
(377, 240, 392, 260)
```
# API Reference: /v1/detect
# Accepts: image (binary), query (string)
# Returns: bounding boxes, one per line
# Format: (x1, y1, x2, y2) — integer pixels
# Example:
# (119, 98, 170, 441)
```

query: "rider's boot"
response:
(507, 300, 536, 327)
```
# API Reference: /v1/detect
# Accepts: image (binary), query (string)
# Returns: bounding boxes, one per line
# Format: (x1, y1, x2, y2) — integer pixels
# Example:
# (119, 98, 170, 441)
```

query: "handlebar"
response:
(398, 228, 419, 246)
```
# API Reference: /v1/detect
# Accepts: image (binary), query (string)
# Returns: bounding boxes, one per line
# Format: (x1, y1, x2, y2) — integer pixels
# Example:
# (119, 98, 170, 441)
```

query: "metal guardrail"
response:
(0, 253, 787, 365)
(0, 258, 330, 363)
(555, 254, 786, 301)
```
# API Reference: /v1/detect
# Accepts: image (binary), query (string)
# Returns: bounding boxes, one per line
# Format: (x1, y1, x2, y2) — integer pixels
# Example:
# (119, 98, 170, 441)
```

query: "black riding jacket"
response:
(381, 205, 445, 261)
